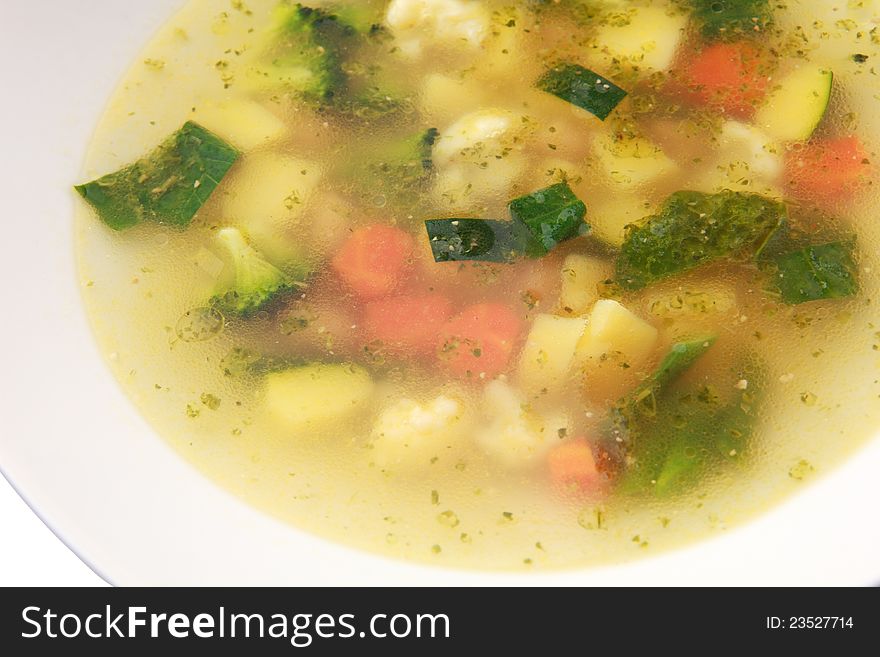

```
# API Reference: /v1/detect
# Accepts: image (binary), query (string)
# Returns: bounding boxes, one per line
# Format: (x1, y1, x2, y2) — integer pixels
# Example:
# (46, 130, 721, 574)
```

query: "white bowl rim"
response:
(0, 0, 878, 586)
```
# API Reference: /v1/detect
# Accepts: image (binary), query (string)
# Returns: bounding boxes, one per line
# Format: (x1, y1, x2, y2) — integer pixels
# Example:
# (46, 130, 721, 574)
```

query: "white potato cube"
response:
(559, 254, 613, 316)
(593, 134, 677, 190)
(577, 300, 659, 367)
(265, 364, 375, 434)
(590, 6, 687, 73)
(518, 315, 589, 394)
(191, 99, 287, 152)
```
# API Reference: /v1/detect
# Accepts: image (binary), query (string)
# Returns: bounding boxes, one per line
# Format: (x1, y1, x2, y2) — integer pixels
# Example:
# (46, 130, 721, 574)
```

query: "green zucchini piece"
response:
(508, 182, 589, 256)
(425, 219, 531, 263)
(537, 63, 627, 121)
(75, 121, 239, 231)
(616, 190, 786, 290)
(773, 242, 859, 305)
(755, 66, 833, 142)
(690, 0, 773, 42)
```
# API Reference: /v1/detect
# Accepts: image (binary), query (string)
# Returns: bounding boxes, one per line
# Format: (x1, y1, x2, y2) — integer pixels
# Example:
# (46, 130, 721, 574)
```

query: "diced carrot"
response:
(548, 440, 601, 496)
(363, 294, 453, 356)
(679, 42, 769, 118)
(438, 303, 522, 379)
(332, 225, 414, 299)
(785, 136, 872, 207)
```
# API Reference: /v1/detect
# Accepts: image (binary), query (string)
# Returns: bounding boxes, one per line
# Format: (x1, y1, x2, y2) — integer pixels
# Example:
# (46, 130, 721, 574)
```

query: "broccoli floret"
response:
(211, 228, 293, 316)
(364, 127, 439, 191)
(258, 3, 358, 101)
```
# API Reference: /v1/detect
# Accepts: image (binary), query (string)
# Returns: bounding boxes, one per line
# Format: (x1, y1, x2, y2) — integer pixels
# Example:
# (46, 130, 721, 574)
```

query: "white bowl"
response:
(0, 0, 878, 586)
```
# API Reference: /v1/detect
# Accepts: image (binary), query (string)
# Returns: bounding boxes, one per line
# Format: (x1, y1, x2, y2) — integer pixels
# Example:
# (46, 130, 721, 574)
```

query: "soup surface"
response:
(76, 0, 880, 570)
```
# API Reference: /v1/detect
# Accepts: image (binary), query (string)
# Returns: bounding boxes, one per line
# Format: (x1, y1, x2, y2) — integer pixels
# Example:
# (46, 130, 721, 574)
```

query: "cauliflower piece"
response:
(719, 121, 782, 180)
(386, 0, 490, 57)
(476, 380, 569, 470)
(370, 395, 470, 470)
(433, 109, 528, 208)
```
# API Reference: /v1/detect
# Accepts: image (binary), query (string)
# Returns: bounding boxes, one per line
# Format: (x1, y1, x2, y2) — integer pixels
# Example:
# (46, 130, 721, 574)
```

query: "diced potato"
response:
(588, 195, 652, 248)
(588, 6, 687, 73)
(518, 315, 589, 394)
(433, 108, 521, 166)
(577, 300, 659, 401)
(369, 394, 471, 470)
(265, 363, 374, 433)
(577, 300, 659, 365)
(476, 380, 569, 469)
(385, 0, 490, 57)
(223, 153, 322, 266)
(593, 134, 677, 190)
(191, 99, 287, 152)
(559, 254, 613, 316)
(420, 74, 489, 126)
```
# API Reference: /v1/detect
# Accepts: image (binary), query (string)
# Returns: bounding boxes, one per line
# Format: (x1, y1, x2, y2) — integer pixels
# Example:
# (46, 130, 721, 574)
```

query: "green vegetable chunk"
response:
(425, 182, 588, 263)
(616, 190, 786, 290)
(538, 63, 627, 121)
(773, 242, 859, 305)
(211, 227, 297, 317)
(259, 2, 358, 101)
(425, 219, 530, 263)
(690, 0, 773, 42)
(508, 182, 589, 256)
(75, 122, 239, 231)
(364, 128, 439, 191)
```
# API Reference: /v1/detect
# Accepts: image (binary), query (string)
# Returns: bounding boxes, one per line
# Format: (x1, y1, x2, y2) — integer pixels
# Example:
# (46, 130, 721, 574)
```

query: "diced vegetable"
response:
(590, 6, 687, 72)
(755, 66, 833, 142)
(547, 440, 601, 496)
(538, 63, 628, 121)
(222, 153, 322, 267)
(619, 381, 757, 496)
(363, 294, 453, 355)
(385, 0, 491, 57)
(332, 225, 415, 298)
(369, 394, 470, 469)
(717, 121, 782, 180)
(425, 219, 529, 263)
(577, 300, 659, 370)
(425, 182, 588, 263)
(211, 227, 296, 317)
(75, 122, 239, 231)
(264, 362, 375, 432)
(592, 133, 677, 189)
(785, 136, 871, 206)
(475, 379, 568, 469)
(439, 303, 522, 379)
(518, 314, 589, 394)
(559, 254, 612, 316)
(587, 196, 651, 248)
(628, 337, 717, 419)
(508, 182, 589, 256)
(680, 42, 770, 118)
(689, 0, 773, 42)
(252, 3, 356, 101)
(772, 242, 859, 305)
(616, 190, 787, 290)
(358, 127, 439, 194)
(190, 100, 287, 151)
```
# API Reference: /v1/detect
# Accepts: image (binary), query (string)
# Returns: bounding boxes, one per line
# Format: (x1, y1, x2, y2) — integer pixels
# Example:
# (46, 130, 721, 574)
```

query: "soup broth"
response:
(76, 0, 880, 570)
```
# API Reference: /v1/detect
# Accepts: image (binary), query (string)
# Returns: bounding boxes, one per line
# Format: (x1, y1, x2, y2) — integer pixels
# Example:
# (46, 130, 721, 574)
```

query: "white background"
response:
(0, 477, 105, 587)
